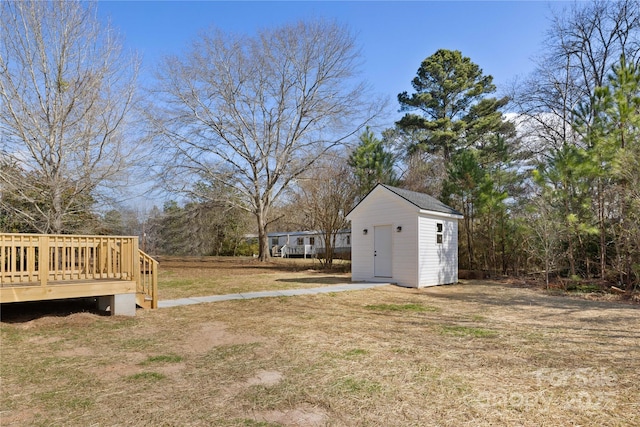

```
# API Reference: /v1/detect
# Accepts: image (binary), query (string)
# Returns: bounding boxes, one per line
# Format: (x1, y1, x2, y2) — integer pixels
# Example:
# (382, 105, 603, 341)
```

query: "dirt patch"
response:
(14, 312, 101, 330)
(157, 362, 187, 377)
(25, 335, 62, 345)
(0, 408, 40, 427)
(56, 346, 94, 357)
(246, 370, 283, 387)
(98, 352, 148, 380)
(100, 362, 143, 380)
(253, 405, 328, 427)
(183, 321, 263, 354)
(226, 369, 285, 398)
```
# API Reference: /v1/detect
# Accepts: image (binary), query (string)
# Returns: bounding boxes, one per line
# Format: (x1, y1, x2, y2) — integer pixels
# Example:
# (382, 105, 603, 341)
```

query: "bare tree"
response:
(151, 20, 381, 261)
(0, 1, 139, 233)
(291, 156, 356, 268)
(512, 0, 640, 156)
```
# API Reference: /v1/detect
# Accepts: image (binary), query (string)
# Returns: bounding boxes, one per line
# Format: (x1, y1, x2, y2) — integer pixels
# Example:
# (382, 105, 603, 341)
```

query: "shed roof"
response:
(379, 184, 463, 216)
(347, 184, 463, 218)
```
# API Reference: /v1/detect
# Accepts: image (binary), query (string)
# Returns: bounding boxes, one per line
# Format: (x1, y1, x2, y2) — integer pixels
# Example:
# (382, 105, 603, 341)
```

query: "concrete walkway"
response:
(159, 282, 391, 308)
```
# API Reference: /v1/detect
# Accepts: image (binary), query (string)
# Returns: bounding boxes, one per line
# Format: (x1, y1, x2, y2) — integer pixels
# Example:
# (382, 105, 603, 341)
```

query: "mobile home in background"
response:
(268, 230, 351, 259)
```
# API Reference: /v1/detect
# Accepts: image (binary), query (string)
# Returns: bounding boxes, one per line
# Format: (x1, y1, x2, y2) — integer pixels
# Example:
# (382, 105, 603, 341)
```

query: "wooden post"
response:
(132, 237, 140, 289)
(39, 235, 49, 287)
(151, 257, 158, 309)
(27, 239, 36, 282)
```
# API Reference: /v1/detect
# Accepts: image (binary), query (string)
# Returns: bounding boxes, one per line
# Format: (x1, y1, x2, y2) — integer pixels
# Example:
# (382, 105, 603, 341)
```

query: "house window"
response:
(309, 237, 315, 246)
(296, 237, 304, 246)
(436, 222, 443, 244)
(346, 235, 351, 245)
(271, 238, 278, 246)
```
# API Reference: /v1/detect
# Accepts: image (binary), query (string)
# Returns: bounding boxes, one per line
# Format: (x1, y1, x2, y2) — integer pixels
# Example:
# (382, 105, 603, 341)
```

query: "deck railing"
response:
(280, 244, 316, 258)
(137, 250, 159, 309)
(0, 233, 158, 308)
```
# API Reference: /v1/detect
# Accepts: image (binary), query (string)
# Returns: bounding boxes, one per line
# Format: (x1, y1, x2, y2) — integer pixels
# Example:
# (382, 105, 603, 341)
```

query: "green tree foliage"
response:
(521, 54, 640, 288)
(146, 200, 256, 257)
(442, 150, 486, 269)
(348, 128, 397, 198)
(396, 49, 509, 162)
(395, 49, 516, 271)
(475, 135, 525, 275)
(0, 161, 101, 234)
(574, 56, 640, 287)
(532, 144, 597, 278)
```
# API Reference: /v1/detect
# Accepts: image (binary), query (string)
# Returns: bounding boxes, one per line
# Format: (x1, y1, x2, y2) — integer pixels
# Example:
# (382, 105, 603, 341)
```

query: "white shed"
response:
(346, 184, 463, 288)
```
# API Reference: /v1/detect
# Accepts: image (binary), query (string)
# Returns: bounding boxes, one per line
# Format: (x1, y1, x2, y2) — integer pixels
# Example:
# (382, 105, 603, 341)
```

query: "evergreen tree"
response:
(396, 49, 508, 162)
(348, 127, 397, 198)
(396, 49, 516, 270)
(576, 55, 640, 287)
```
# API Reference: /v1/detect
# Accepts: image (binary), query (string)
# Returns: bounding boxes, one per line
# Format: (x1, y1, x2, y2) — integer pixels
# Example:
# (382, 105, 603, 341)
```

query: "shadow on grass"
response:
(427, 280, 638, 312)
(276, 276, 351, 285)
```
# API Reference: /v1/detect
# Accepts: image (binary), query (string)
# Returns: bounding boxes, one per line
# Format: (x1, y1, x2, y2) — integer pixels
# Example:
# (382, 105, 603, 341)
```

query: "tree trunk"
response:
(255, 210, 270, 262)
(500, 210, 507, 275)
(465, 198, 474, 270)
(564, 194, 576, 277)
(598, 180, 606, 279)
(545, 250, 550, 289)
(323, 231, 334, 269)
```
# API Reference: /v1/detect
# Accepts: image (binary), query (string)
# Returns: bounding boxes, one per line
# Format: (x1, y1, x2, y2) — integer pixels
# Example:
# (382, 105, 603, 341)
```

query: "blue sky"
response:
(97, 1, 565, 123)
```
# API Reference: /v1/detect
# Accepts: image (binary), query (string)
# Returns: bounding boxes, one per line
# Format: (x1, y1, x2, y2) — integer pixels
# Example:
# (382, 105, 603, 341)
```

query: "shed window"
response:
(271, 238, 278, 246)
(309, 237, 315, 246)
(296, 237, 304, 246)
(346, 235, 351, 245)
(436, 223, 443, 244)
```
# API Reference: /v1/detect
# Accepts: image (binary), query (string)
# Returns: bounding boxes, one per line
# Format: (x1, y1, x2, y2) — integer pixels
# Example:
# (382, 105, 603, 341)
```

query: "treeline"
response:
(143, 201, 256, 257)
(1, 1, 639, 287)
(375, 1, 640, 288)
(312, 1, 640, 287)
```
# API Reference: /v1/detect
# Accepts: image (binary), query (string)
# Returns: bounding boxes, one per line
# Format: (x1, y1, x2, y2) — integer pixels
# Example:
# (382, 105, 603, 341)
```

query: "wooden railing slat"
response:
(1, 233, 158, 310)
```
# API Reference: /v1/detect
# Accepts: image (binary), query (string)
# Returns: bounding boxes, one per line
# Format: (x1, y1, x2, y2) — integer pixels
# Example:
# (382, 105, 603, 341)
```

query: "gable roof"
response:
(347, 183, 463, 218)
(379, 184, 463, 216)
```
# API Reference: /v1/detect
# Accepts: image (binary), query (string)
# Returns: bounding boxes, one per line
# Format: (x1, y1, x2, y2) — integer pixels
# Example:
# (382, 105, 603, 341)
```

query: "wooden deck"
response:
(0, 233, 158, 310)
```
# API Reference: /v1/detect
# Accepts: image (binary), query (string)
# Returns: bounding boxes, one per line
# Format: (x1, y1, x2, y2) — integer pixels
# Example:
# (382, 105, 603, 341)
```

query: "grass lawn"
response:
(156, 256, 352, 300)
(1, 259, 638, 426)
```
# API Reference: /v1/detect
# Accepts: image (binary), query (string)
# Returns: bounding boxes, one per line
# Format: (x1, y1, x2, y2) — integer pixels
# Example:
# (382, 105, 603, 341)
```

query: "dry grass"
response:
(1, 261, 639, 426)
(157, 256, 351, 300)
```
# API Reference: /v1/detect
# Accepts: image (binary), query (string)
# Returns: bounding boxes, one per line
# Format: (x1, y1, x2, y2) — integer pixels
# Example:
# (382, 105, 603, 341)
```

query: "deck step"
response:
(136, 293, 154, 309)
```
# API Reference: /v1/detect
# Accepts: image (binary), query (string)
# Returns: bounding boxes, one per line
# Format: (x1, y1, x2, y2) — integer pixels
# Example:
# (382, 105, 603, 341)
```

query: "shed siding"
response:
(349, 184, 461, 288)
(442, 219, 459, 284)
(418, 215, 459, 286)
(350, 188, 418, 286)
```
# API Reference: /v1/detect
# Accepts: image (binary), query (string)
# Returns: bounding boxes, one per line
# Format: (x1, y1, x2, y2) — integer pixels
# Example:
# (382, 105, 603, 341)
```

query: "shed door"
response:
(374, 225, 392, 277)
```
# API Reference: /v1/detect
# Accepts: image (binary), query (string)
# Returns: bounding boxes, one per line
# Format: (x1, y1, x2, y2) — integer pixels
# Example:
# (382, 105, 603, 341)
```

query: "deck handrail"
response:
(1, 233, 138, 284)
(137, 249, 158, 309)
(1, 233, 158, 309)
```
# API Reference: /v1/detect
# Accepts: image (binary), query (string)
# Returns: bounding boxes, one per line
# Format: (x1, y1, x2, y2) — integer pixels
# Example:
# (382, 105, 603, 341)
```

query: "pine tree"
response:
(348, 127, 397, 198)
